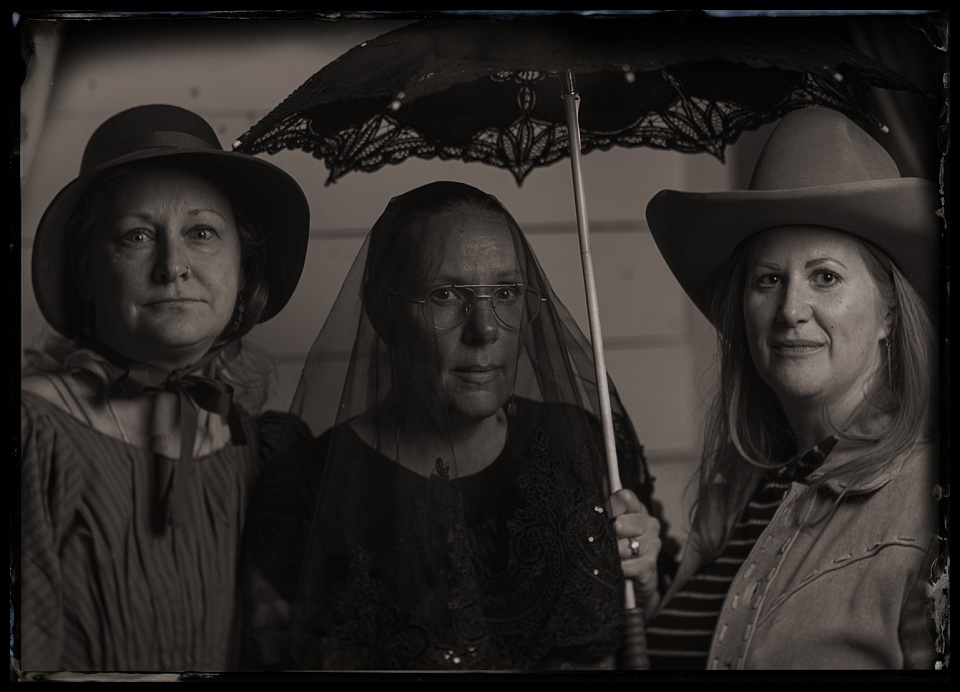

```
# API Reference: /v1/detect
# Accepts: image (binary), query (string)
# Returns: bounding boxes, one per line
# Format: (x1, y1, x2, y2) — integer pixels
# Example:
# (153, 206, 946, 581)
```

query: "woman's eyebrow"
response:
(187, 207, 229, 221)
(493, 272, 524, 283)
(749, 257, 849, 270)
(430, 273, 524, 285)
(114, 207, 229, 223)
(113, 211, 156, 224)
(805, 257, 848, 269)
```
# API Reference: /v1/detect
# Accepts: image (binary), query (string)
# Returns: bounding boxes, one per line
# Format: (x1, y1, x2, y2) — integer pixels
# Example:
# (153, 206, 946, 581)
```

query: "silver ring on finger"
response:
(629, 538, 641, 558)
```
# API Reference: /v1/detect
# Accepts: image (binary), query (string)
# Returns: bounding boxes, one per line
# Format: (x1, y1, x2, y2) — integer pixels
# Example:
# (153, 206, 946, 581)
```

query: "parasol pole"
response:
(562, 69, 649, 671)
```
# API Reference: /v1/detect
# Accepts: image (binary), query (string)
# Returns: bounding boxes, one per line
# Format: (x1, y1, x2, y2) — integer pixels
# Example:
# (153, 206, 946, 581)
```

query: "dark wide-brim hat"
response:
(33, 104, 310, 338)
(646, 107, 941, 321)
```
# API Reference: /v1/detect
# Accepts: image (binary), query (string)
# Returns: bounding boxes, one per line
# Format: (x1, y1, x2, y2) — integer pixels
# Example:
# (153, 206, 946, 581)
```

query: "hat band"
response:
(135, 130, 222, 150)
(84, 130, 223, 171)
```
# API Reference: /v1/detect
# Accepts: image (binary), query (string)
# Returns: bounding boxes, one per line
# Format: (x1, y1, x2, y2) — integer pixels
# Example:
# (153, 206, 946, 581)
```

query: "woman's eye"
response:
(430, 287, 462, 303)
(495, 286, 521, 302)
(188, 225, 218, 241)
(121, 228, 151, 244)
(755, 273, 780, 288)
(813, 270, 840, 286)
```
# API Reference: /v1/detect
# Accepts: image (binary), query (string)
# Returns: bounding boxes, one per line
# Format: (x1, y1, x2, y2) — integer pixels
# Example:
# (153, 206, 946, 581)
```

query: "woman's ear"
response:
(880, 307, 895, 341)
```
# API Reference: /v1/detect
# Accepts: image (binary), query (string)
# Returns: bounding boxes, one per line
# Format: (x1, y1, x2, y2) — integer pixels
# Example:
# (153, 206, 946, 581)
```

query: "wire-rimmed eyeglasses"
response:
(391, 284, 547, 330)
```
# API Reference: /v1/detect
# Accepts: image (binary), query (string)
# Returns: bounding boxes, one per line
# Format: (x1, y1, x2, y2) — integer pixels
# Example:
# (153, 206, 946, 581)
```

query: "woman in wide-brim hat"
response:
(637, 107, 941, 670)
(18, 104, 311, 672)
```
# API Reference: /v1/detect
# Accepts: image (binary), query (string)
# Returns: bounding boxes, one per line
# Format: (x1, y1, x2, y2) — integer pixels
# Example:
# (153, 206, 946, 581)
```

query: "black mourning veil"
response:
(248, 182, 674, 670)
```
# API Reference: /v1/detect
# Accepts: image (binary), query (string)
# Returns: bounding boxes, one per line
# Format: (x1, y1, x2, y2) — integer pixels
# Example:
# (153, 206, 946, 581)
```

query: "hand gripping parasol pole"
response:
(562, 69, 649, 671)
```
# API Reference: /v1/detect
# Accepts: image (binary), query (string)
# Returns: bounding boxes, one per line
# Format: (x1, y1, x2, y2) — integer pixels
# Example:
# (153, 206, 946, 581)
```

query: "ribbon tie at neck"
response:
(105, 341, 247, 529)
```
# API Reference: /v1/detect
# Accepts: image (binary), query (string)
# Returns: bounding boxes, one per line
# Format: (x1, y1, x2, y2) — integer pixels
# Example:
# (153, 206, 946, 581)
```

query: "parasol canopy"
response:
(234, 14, 927, 186)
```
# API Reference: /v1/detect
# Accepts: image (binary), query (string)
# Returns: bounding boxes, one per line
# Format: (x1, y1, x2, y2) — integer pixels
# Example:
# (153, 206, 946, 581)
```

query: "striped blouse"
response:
(17, 389, 295, 672)
(646, 437, 837, 669)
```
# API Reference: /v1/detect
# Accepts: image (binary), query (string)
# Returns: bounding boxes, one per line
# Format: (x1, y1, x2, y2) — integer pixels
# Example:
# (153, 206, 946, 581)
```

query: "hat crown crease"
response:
(749, 109, 901, 191)
(82, 131, 222, 172)
(80, 104, 223, 172)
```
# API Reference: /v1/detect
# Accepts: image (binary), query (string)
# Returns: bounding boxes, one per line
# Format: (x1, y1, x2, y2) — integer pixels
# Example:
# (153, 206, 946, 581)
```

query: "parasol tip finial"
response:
(231, 139, 243, 150)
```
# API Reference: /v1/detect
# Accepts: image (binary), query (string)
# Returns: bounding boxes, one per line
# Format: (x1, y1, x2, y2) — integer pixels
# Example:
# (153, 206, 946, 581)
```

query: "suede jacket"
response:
(659, 444, 941, 670)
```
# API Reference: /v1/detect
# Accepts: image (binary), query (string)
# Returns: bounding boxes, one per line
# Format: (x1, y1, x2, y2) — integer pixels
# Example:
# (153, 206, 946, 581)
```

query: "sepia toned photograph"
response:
(14, 9, 949, 681)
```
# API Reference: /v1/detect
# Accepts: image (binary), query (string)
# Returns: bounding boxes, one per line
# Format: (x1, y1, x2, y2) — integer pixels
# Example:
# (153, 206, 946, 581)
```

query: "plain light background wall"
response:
(17, 12, 944, 546)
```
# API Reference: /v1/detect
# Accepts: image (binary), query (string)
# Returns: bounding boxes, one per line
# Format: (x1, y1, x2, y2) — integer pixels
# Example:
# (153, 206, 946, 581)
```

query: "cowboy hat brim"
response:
(646, 177, 941, 322)
(33, 148, 310, 338)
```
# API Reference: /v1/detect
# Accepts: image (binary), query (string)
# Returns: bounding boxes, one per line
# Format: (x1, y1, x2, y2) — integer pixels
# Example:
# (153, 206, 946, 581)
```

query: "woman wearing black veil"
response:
(244, 181, 677, 670)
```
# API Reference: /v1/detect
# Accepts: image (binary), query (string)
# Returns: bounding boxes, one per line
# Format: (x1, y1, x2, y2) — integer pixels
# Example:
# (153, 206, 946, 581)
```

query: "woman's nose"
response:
(153, 237, 190, 282)
(462, 296, 500, 344)
(776, 281, 811, 325)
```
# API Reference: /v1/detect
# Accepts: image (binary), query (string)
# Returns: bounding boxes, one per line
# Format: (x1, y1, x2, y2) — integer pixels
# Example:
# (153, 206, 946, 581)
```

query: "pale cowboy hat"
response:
(645, 106, 941, 320)
(32, 103, 311, 339)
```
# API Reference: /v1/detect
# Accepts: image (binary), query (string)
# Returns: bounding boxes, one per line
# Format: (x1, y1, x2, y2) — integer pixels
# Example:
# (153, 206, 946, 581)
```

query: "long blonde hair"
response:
(691, 232, 937, 555)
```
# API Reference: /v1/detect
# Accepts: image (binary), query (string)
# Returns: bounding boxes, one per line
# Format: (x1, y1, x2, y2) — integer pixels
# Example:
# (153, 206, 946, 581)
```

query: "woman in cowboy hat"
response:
(18, 104, 311, 672)
(634, 107, 942, 669)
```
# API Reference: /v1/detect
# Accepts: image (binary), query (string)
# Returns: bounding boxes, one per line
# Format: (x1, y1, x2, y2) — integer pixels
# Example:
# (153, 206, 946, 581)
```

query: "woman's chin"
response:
(99, 331, 221, 369)
(446, 392, 511, 423)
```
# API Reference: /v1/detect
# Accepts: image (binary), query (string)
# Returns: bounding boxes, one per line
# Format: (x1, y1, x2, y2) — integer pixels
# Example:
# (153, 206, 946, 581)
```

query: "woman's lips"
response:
(771, 340, 824, 355)
(454, 366, 500, 384)
(147, 298, 204, 306)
